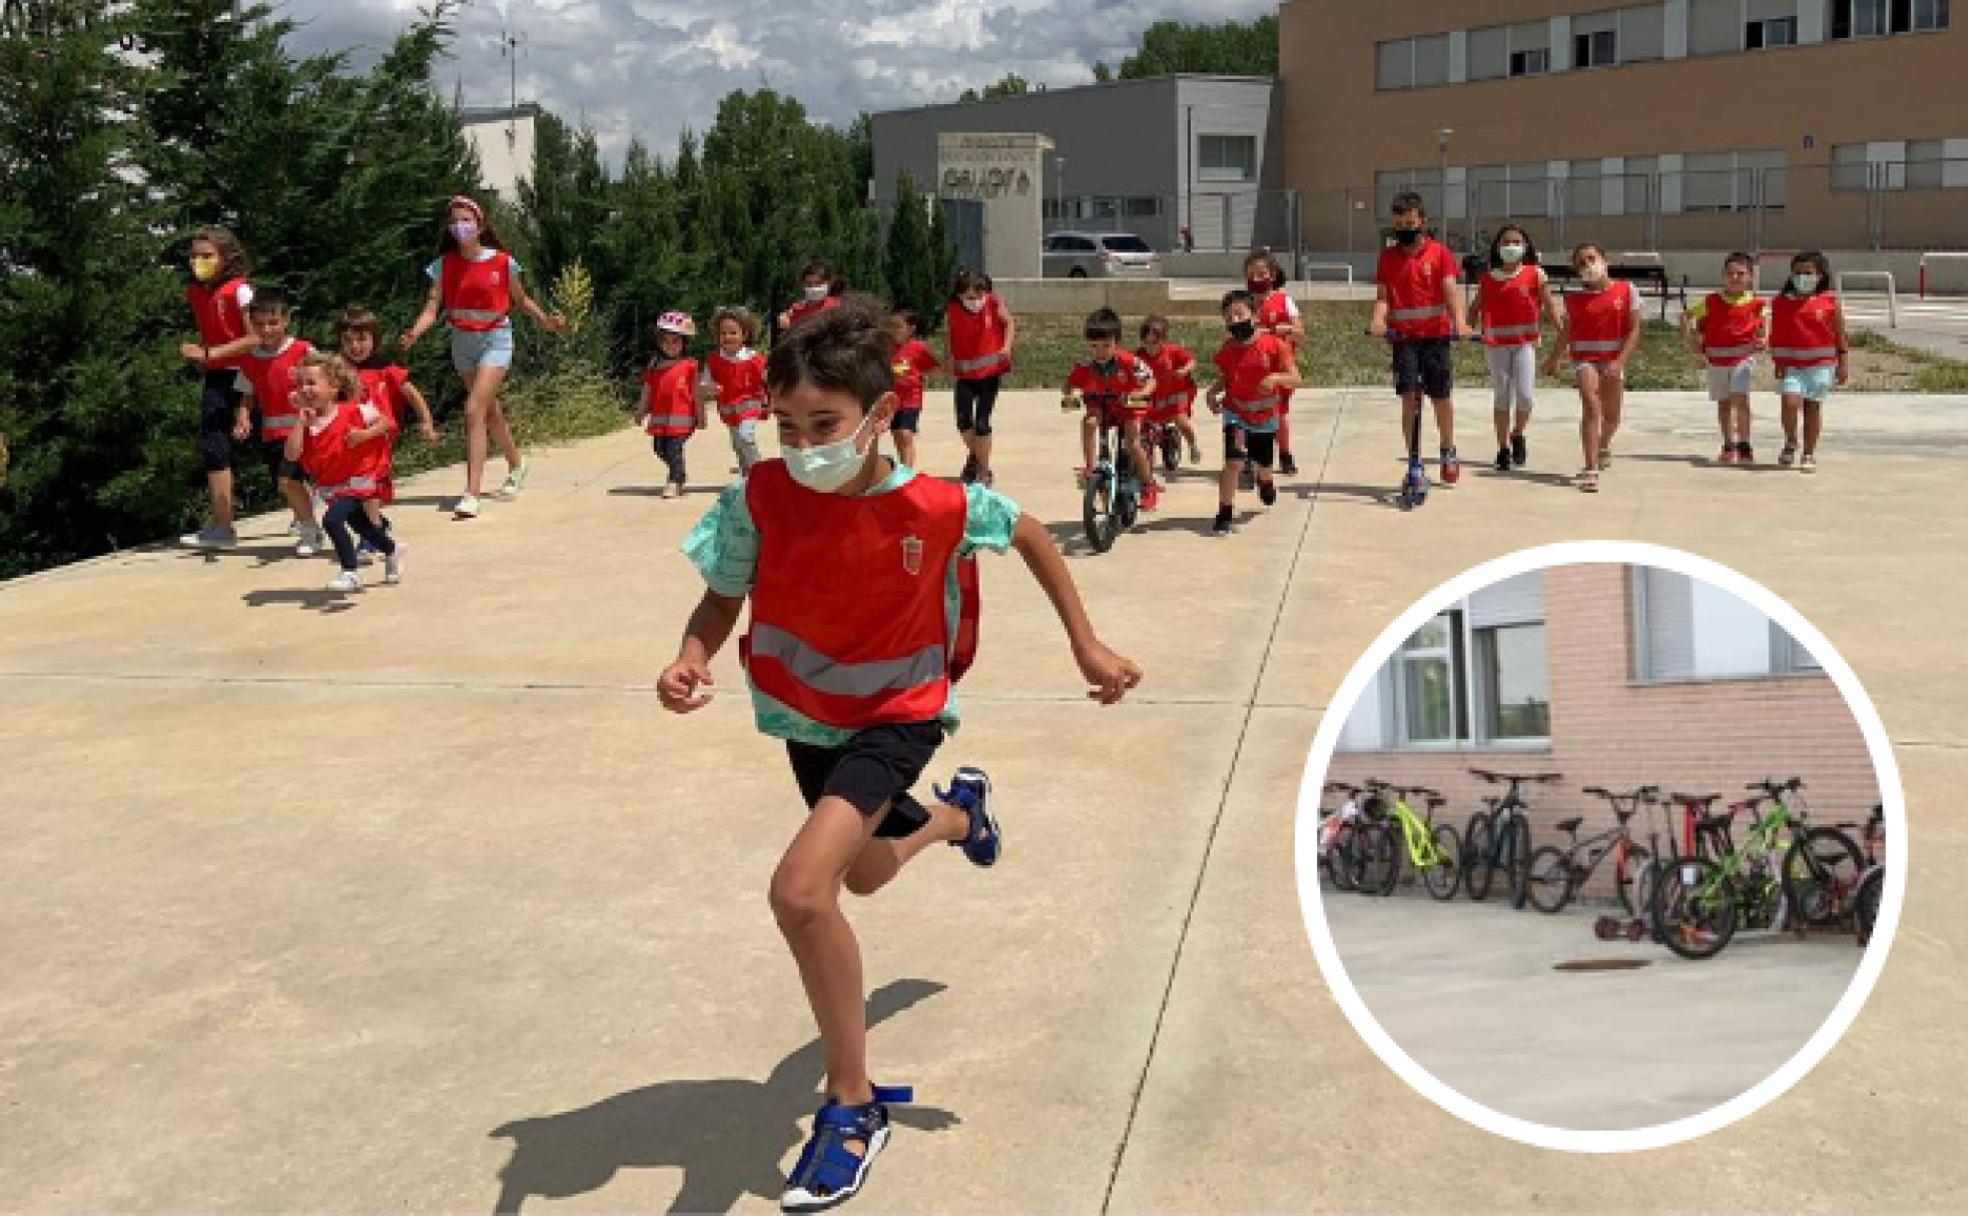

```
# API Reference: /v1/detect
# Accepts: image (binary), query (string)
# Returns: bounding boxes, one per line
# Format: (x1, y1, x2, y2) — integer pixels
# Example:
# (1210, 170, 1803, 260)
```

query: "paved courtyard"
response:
(1, 385, 1964, 1211)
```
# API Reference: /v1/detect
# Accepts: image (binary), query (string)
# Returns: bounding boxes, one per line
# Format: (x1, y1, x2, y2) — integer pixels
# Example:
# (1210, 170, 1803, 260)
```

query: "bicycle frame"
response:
(1388, 792, 1445, 870)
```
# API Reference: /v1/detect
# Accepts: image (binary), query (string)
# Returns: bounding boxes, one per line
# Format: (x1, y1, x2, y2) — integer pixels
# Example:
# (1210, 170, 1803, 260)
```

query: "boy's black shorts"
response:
(1223, 424, 1276, 469)
(1392, 337, 1455, 400)
(197, 371, 245, 473)
(891, 407, 922, 434)
(786, 721, 943, 838)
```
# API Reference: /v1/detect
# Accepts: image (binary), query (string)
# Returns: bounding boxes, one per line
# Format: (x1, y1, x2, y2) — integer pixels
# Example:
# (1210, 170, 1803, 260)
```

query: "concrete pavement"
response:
(2, 383, 1965, 1211)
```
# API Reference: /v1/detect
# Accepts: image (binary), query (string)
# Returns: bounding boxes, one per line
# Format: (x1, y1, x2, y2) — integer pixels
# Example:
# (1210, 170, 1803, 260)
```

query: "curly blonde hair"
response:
(297, 351, 362, 402)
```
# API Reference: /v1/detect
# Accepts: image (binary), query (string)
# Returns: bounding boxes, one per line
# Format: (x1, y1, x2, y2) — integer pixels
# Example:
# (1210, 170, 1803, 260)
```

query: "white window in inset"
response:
(1198, 134, 1256, 182)
(1469, 572, 1551, 743)
(1633, 568, 1824, 681)
(1395, 612, 1465, 745)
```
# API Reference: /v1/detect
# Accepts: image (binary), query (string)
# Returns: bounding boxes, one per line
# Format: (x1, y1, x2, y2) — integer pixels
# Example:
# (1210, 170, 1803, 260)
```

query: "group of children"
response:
(179, 195, 564, 591)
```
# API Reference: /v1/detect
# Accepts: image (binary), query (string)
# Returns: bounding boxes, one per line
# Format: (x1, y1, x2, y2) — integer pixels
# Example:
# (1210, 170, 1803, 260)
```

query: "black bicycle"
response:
(1462, 768, 1561, 908)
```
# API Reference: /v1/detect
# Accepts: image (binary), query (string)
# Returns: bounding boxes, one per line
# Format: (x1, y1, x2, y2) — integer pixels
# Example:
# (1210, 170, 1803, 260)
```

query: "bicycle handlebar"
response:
(1468, 768, 1564, 784)
(1582, 784, 1662, 802)
(1746, 777, 1805, 795)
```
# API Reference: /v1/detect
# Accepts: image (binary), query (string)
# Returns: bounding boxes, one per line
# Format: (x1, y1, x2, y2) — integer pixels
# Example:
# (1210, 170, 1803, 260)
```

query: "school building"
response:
(1326, 564, 1879, 887)
(460, 103, 542, 202)
(869, 75, 1290, 256)
(1277, 0, 1968, 256)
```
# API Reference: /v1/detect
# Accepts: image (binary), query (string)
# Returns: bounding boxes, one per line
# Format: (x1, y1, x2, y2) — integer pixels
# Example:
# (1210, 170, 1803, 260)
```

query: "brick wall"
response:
(1325, 564, 1881, 898)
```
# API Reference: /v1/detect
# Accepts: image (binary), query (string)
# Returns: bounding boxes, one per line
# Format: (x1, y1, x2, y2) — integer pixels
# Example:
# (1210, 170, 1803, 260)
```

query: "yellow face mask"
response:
(190, 254, 221, 282)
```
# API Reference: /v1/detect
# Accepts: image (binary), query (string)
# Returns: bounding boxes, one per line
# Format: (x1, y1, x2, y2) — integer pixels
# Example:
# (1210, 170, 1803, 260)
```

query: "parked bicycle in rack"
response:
(1462, 768, 1562, 909)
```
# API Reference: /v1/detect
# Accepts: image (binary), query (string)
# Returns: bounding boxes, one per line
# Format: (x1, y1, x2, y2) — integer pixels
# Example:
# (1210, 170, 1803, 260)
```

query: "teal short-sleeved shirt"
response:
(683, 462, 1021, 746)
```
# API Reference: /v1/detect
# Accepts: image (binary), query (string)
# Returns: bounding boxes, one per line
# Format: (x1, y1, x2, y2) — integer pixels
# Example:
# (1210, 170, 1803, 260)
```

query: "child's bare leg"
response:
(1124, 422, 1150, 484)
(1218, 457, 1240, 508)
(1802, 400, 1823, 456)
(1514, 405, 1533, 440)
(280, 476, 315, 524)
(1080, 414, 1097, 471)
(1577, 370, 1602, 470)
(894, 429, 917, 469)
(842, 800, 970, 897)
(1430, 396, 1455, 451)
(207, 469, 235, 529)
(769, 798, 885, 1110)
(1176, 416, 1198, 449)
(486, 394, 522, 470)
(1716, 397, 1734, 447)
(976, 433, 993, 478)
(1400, 393, 1422, 455)
(1781, 394, 1802, 447)
(458, 370, 491, 495)
(1600, 375, 1624, 453)
(1733, 394, 1751, 448)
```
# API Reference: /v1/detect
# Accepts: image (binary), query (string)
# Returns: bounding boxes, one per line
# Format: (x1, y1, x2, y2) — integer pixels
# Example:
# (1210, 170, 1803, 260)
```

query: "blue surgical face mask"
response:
(783, 412, 877, 493)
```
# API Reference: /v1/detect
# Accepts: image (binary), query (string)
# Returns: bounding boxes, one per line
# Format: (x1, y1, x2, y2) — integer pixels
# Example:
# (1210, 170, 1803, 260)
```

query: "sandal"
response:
(782, 1085, 913, 1212)
(1598, 447, 1613, 469)
(1579, 469, 1600, 493)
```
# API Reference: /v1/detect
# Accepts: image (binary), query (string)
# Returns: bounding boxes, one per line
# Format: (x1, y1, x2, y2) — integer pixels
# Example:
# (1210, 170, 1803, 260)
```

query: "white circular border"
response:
(1292, 541, 1908, 1153)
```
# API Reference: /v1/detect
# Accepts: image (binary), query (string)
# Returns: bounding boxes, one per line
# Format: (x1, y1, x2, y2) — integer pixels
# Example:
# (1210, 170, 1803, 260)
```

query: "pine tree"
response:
(885, 173, 937, 326)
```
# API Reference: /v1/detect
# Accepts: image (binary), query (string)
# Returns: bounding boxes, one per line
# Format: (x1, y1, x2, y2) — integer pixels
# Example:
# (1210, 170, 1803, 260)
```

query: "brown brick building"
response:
(1277, 0, 1968, 253)
(1325, 564, 1880, 884)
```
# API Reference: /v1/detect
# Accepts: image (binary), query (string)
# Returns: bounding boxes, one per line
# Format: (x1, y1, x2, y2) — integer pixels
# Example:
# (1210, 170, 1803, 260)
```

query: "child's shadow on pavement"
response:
(488, 979, 957, 1215)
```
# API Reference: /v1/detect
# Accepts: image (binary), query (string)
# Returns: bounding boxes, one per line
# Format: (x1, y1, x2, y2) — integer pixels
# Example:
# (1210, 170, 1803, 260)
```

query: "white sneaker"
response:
(383, 544, 405, 585)
(454, 493, 481, 518)
(182, 524, 237, 549)
(287, 518, 306, 538)
(326, 570, 361, 592)
(498, 459, 530, 498)
(295, 534, 317, 558)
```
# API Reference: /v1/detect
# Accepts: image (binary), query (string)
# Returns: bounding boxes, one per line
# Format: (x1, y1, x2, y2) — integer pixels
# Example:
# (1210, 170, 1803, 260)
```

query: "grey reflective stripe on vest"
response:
(1390, 305, 1446, 321)
(317, 476, 379, 495)
(262, 413, 300, 429)
(1704, 344, 1755, 358)
(1230, 395, 1277, 414)
(750, 624, 945, 699)
(449, 308, 508, 324)
(720, 396, 766, 414)
(1572, 339, 1624, 353)
(954, 353, 1005, 373)
(1486, 323, 1540, 339)
(1771, 345, 1837, 360)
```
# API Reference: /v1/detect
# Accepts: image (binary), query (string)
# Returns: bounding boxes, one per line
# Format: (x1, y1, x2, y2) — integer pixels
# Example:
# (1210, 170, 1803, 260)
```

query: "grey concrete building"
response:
(870, 75, 1288, 256)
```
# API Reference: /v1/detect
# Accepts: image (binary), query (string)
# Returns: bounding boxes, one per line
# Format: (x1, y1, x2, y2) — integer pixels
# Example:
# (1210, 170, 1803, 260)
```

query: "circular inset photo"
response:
(1294, 542, 1904, 1152)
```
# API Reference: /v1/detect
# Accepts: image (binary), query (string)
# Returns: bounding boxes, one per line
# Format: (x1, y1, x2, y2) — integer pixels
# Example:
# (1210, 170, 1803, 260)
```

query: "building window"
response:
(1633, 569, 1822, 681)
(1394, 612, 1465, 745)
(1681, 149, 1784, 212)
(1620, 3, 1668, 60)
(1198, 134, 1256, 181)
(1510, 46, 1550, 75)
(1575, 27, 1619, 65)
(1915, 0, 1950, 29)
(1833, 0, 1947, 35)
(1475, 624, 1552, 741)
(1746, 15, 1799, 45)
(1690, 0, 1745, 54)
(1123, 196, 1162, 217)
(1377, 38, 1414, 89)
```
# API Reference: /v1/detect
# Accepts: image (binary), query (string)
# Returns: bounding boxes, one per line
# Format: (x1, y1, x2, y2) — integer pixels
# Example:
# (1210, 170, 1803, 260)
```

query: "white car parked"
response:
(1042, 231, 1163, 278)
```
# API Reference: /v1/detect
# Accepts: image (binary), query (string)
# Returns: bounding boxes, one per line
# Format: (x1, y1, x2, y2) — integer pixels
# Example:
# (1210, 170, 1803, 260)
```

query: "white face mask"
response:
(803, 284, 829, 303)
(961, 296, 986, 314)
(1579, 261, 1608, 284)
(1499, 243, 1526, 264)
(783, 413, 876, 493)
(1792, 273, 1820, 294)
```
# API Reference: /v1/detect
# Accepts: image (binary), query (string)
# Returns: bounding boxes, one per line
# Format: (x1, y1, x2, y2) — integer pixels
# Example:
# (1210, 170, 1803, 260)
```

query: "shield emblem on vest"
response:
(901, 535, 923, 576)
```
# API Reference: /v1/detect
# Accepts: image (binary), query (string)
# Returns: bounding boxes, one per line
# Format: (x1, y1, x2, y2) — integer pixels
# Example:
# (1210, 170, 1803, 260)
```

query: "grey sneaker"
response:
(498, 459, 531, 498)
(182, 524, 237, 549)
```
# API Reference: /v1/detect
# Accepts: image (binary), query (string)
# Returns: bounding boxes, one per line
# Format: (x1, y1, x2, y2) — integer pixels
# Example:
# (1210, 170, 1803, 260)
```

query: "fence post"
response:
(1220, 194, 1232, 252)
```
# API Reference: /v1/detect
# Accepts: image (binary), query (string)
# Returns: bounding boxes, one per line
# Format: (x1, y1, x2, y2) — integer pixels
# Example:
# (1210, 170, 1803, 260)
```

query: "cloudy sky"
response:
(278, 0, 1277, 166)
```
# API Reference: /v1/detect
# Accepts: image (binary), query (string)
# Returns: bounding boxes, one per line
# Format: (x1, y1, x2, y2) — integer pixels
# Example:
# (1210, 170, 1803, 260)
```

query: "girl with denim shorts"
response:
(1769, 251, 1849, 474)
(1545, 243, 1640, 493)
(400, 195, 566, 518)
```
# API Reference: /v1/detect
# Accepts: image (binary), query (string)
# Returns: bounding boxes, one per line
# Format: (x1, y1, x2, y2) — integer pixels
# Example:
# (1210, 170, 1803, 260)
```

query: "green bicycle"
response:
(1651, 777, 1861, 960)
(1359, 781, 1463, 901)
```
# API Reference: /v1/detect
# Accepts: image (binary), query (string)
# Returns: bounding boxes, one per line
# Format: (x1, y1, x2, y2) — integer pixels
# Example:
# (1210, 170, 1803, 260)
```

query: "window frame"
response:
(1392, 610, 1466, 748)
(1472, 621, 1554, 746)
(1197, 133, 1257, 182)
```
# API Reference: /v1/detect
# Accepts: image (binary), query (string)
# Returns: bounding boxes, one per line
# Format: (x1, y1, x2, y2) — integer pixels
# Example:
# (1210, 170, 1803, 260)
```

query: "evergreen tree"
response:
(1118, 16, 1279, 78)
(884, 173, 937, 327)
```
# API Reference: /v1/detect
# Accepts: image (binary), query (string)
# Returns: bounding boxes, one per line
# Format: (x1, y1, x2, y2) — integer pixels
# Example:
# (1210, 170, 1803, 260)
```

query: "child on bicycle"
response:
(1136, 315, 1202, 466)
(1061, 307, 1159, 510)
(1207, 290, 1300, 536)
(660, 298, 1139, 1212)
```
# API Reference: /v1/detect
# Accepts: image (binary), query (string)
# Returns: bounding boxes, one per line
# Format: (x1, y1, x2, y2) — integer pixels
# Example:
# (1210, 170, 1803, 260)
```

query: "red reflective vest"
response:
(1136, 343, 1197, 417)
(440, 250, 515, 332)
(299, 400, 392, 502)
(1769, 293, 1840, 369)
(1213, 334, 1292, 427)
(356, 364, 411, 426)
(1255, 290, 1301, 408)
(1477, 266, 1543, 347)
(704, 349, 769, 426)
(186, 278, 251, 370)
(238, 338, 313, 440)
(642, 358, 700, 437)
(945, 295, 1011, 380)
(785, 295, 838, 330)
(741, 460, 980, 729)
(1564, 281, 1636, 361)
(1376, 238, 1459, 339)
(1697, 293, 1764, 366)
(1067, 350, 1153, 419)
(890, 339, 940, 409)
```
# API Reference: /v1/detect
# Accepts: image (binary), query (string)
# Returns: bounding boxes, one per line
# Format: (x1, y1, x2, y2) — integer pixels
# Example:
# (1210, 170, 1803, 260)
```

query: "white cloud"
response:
(276, 0, 1278, 167)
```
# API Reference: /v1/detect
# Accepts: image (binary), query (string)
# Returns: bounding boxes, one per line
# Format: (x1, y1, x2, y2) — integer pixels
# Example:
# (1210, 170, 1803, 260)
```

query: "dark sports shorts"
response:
(891, 406, 922, 433)
(259, 437, 305, 485)
(954, 376, 1002, 437)
(197, 371, 245, 473)
(786, 720, 944, 838)
(1392, 337, 1455, 400)
(1224, 423, 1276, 469)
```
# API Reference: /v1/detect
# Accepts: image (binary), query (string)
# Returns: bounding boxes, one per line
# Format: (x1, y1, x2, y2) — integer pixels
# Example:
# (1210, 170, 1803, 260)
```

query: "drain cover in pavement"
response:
(1553, 958, 1654, 971)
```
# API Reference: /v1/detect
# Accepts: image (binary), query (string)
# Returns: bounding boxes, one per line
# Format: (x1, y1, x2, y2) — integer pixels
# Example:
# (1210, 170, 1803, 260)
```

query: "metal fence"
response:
(1294, 160, 1968, 255)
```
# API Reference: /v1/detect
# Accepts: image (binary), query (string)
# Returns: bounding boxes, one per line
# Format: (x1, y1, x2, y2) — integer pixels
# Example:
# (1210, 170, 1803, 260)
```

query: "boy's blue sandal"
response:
(935, 767, 999, 868)
(782, 1085, 914, 1213)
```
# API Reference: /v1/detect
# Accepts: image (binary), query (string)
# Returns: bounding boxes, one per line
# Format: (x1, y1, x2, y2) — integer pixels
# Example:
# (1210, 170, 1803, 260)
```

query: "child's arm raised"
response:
(400, 281, 444, 350)
(658, 590, 746, 712)
(1009, 513, 1141, 704)
(400, 379, 439, 442)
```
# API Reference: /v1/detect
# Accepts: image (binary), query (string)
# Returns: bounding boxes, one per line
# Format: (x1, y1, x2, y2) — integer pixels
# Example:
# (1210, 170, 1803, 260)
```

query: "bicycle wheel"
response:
(1781, 827, 1866, 929)
(1326, 826, 1357, 893)
(1854, 867, 1884, 946)
(1634, 858, 1664, 939)
(1421, 823, 1462, 901)
(1081, 465, 1119, 553)
(1462, 812, 1494, 901)
(1654, 857, 1738, 960)
(1524, 846, 1573, 914)
(1614, 843, 1653, 918)
(1159, 427, 1182, 473)
(1506, 818, 1535, 910)
(1371, 825, 1400, 896)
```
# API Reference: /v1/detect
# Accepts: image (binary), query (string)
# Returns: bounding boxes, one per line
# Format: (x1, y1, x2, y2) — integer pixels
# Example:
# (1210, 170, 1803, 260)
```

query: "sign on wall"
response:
(936, 132, 1051, 278)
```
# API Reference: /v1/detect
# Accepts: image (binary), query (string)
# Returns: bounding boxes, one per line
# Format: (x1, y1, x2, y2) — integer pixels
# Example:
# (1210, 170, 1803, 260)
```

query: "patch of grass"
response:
(968, 301, 1968, 394)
